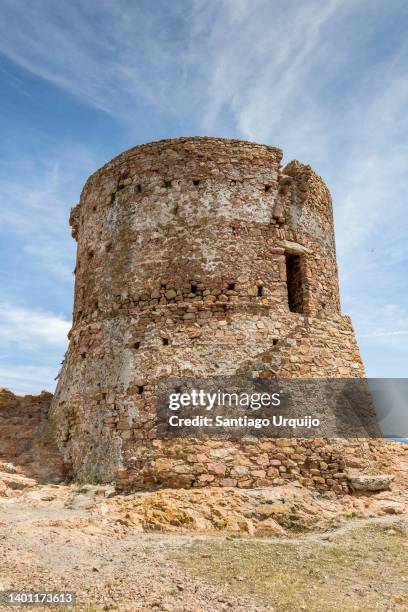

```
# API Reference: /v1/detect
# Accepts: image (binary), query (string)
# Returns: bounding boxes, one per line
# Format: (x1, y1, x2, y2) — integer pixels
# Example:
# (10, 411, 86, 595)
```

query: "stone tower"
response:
(51, 137, 365, 492)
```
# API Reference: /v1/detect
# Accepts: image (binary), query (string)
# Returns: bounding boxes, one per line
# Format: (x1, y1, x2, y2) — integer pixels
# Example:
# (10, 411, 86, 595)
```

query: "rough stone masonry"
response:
(50, 137, 366, 493)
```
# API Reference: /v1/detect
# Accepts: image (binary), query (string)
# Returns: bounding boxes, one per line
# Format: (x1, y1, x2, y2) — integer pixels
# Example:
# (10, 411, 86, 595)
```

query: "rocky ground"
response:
(1, 445, 407, 612)
(0, 477, 407, 611)
(0, 388, 407, 610)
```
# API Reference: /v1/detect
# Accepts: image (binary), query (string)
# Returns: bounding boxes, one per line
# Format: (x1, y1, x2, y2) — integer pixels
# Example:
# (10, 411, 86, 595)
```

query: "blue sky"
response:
(0, 0, 407, 394)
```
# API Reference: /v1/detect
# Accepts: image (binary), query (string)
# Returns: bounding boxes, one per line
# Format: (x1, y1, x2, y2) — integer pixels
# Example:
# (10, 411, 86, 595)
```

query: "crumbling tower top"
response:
(69, 137, 340, 330)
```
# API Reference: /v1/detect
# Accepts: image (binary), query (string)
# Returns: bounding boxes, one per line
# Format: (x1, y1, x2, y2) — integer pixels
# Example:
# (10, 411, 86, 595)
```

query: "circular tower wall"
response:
(51, 137, 365, 490)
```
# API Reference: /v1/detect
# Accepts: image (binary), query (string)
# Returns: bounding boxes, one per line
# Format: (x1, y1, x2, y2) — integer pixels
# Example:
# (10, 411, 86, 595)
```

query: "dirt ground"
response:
(1, 389, 407, 610)
(0, 481, 407, 611)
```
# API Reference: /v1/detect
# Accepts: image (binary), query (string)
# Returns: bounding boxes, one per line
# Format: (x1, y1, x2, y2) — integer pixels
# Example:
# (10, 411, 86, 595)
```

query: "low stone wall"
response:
(116, 437, 393, 495)
(0, 387, 397, 495)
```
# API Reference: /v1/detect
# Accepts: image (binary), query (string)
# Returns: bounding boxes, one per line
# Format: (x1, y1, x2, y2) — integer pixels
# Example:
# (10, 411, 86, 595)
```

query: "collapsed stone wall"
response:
(50, 137, 366, 492)
(0, 388, 64, 483)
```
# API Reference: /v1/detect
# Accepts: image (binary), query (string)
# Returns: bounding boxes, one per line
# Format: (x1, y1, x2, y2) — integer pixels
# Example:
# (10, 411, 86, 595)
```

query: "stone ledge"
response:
(347, 474, 394, 492)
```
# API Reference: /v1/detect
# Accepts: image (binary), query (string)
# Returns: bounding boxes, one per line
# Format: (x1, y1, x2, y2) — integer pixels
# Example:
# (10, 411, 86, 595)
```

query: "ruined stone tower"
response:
(51, 137, 365, 492)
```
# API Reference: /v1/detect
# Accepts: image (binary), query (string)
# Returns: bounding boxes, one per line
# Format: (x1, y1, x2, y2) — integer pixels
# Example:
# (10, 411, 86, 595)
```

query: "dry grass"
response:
(173, 520, 408, 611)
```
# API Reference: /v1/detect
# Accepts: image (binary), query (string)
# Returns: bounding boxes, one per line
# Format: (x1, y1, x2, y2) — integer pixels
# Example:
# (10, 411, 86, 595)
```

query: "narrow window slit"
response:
(285, 253, 305, 314)
(137, 385, 144, 395)
(265, 185, 271, 192)
(162, 337, 169, 346)
(257, 285, 264, 297)
(134, 341, 140, 350)
(228, 282, 235, 291)
(191, 284, 198, 294)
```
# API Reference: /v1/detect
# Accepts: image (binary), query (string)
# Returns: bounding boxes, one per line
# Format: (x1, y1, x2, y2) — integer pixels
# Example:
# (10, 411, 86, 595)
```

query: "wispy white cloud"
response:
(0, 0, 359, 139)
(0, 364, 58, 395)
(352, 299, 408, 375)
(0, 303, 70, 393)
(360, 331, 408, 338)
(0, 147, 95, 282)
(191, 0, 346, 145)
(0, 0, 185, 120)
(0, 0, 405, 165)
(0, 302, 70, 350)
